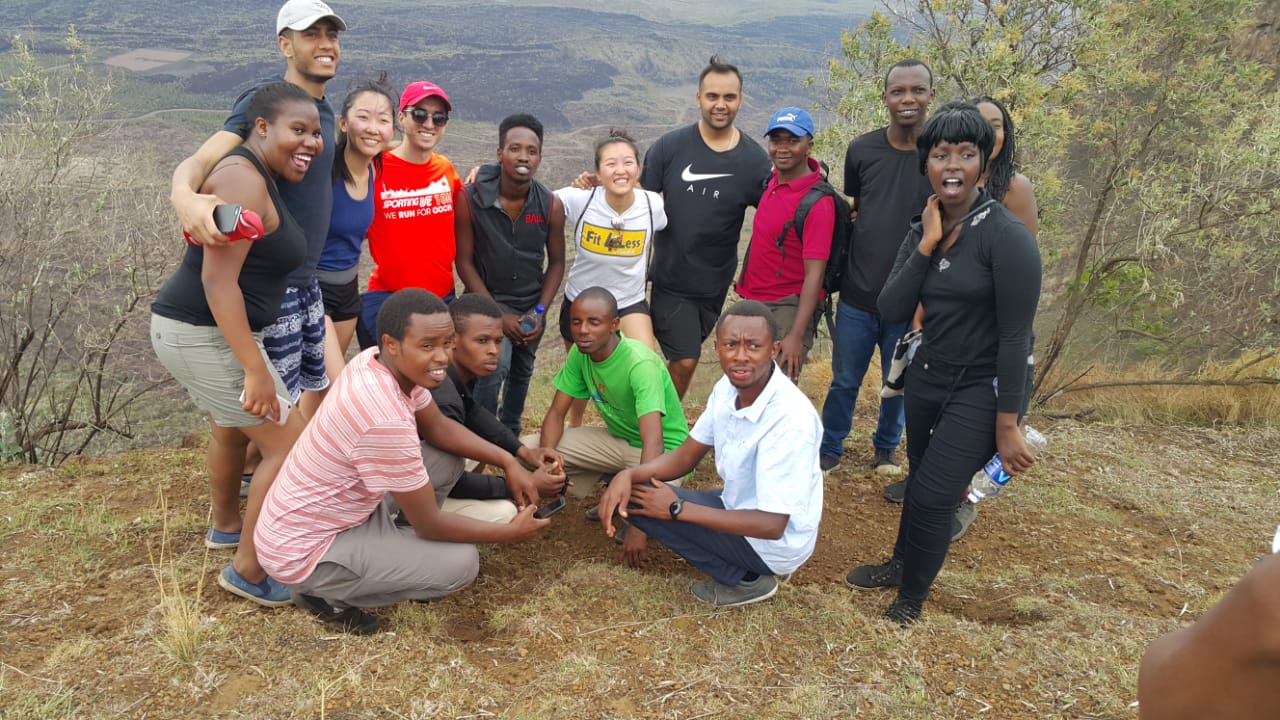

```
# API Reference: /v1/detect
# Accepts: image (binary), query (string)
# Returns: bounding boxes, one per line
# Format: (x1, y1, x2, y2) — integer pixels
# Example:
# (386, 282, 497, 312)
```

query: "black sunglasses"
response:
(408, 108, 449, 126)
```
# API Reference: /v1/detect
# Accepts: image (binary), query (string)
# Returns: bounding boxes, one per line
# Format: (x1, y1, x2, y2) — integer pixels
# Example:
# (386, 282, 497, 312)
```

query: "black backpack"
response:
(740, 162, 854, 334)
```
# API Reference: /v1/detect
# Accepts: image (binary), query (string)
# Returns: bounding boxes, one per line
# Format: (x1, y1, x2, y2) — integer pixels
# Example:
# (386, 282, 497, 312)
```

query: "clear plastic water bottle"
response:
(966, 426, 1048, 503)
(518, 304, 545, 333)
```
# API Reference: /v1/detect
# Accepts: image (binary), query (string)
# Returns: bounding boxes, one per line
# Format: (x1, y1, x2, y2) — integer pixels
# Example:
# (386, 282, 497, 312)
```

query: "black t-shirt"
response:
(839, 128, 933, 312)
(430, 365, 521, 501)
(641, 124, 771, 299)
(224, 77, 335, 288)
(152, 148, 307, 330)
(878, 194, 1041, 414)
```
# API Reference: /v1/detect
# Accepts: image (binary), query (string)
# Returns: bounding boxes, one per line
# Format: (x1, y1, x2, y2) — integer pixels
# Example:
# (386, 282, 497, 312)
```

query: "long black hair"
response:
(333, 75, 397, 185)
(973, 95, 1017, 202)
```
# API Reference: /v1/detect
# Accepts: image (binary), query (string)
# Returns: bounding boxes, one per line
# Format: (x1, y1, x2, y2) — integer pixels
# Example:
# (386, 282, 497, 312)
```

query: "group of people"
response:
(151, 0, 1044, 633)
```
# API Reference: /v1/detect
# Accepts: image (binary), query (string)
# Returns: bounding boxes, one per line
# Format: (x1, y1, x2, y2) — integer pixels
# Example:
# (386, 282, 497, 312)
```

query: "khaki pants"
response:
(523, 427, 641, 498)
(287, 496, 478, 608)
(422, 442, 517, 522)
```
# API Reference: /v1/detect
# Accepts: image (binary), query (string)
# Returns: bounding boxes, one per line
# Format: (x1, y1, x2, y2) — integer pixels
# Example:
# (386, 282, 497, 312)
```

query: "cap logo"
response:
(778, 113, 797, 122)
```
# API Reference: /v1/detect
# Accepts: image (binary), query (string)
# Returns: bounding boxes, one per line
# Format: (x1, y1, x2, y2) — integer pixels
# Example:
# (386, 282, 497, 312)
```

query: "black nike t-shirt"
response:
(641, 124, 772, 299)
(839, 127, 933, 313)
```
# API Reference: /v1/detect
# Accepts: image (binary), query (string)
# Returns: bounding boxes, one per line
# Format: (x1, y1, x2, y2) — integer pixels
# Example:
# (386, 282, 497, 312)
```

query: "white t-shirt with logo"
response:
(556, 186, 667, 307)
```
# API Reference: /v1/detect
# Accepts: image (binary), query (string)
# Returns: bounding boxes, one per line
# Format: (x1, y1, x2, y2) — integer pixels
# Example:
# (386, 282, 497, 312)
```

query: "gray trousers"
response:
(286, 495, 479, 609)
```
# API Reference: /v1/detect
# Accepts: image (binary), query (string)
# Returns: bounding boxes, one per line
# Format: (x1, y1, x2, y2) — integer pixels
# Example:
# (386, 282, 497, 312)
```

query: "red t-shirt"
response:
(367, 152, 462, 297)
(738, 158, 835, 302)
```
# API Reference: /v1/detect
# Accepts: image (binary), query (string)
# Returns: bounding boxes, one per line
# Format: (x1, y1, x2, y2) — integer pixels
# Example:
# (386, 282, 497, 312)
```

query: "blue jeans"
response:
(358, 289, 456, 349)
(627, 487, 774, 587)
(820, 301, 907, 458)
(472, 334, 541, 436)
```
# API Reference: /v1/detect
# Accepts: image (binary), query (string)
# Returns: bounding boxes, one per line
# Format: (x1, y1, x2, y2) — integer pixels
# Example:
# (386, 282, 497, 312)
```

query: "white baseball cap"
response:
(276, 0, 347, 35)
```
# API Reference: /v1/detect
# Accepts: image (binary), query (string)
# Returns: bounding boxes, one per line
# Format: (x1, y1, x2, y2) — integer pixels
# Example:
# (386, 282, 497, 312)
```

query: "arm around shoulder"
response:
(171, 130, 245, 246)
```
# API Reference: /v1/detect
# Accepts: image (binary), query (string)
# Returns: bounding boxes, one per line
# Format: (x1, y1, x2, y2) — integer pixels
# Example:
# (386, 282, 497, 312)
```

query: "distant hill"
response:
(1, 0, 871, 133)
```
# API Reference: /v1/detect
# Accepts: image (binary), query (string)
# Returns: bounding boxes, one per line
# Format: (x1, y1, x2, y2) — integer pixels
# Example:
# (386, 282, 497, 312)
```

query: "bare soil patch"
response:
(2, 417, 1277, 718)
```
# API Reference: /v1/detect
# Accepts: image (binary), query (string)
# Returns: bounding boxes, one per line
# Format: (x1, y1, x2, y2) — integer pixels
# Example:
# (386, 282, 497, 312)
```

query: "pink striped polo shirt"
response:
(255, 347, 433, 584)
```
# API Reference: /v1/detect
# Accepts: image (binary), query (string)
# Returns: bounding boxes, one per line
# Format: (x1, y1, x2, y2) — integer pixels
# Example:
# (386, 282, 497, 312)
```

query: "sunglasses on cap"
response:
(407, 108, 449, 126)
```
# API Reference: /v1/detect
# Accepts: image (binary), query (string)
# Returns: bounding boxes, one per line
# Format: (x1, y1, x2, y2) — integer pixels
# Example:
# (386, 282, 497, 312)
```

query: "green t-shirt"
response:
(553, 335, 688, 451)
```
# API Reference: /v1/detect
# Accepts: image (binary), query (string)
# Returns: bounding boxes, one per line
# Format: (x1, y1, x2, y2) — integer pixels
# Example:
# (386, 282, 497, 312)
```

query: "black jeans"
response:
(892, 354, 999, 604)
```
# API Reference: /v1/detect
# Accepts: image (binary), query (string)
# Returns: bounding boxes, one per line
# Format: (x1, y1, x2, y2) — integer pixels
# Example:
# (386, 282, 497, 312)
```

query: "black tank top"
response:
(152, 147, 307, 330)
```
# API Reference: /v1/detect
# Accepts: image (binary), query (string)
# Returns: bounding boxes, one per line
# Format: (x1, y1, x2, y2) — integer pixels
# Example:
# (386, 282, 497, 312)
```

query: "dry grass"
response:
(147, 492, 209, 665)
(1041, 350, 1280, 426)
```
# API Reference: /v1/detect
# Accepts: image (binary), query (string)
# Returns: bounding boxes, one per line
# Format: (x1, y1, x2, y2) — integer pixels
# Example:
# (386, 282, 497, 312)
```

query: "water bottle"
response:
(518, 304, 545, 333)
(966, 426, 1048, 503)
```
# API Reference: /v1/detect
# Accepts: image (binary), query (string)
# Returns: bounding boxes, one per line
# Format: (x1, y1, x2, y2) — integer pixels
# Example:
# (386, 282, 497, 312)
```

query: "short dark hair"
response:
(572, 286, 619, 319)
(244, 81, 314, 132)
(593, 129, 640, 168)
(717, 300, 779, 343)
(449, 293, 503, 333)
(883, 58, 934, 92)
(698, 54, 742, 88)
(377, 289, 449, 348)
(916, 101, 995, 176)
(972, 95, 1017, 202)
(499, 113, 544, 147)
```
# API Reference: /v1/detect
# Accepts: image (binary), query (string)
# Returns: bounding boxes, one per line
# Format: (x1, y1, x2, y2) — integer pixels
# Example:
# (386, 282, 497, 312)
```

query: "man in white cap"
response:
(359, 80, 472, 342)
(165, 0, 347, 607)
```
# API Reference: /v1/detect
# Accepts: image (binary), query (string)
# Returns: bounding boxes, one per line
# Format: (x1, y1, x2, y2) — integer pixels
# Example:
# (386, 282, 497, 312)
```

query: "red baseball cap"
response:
(399, 81, 452, 112)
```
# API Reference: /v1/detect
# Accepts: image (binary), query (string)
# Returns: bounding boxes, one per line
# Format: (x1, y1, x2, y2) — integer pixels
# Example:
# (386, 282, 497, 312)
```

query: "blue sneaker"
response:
(205, 528, 241, 549)
(218, 565, 293, 607)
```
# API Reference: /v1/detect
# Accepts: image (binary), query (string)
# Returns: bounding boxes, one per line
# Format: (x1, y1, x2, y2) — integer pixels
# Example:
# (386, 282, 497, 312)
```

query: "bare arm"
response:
(1003, 173, 1038, 236)
(628, 479, 788, 539)
(454, 189, 487, 295)
(538, 195, 567, 314)
(597, 437, 710, 536)
(452, 185, 477, 293)
(394, 484, 548, 543)
(777, 258, 825, 382)
(636, 411, 667, 465)
(171, 130, 244, 246)
(537, 390, 575, 450)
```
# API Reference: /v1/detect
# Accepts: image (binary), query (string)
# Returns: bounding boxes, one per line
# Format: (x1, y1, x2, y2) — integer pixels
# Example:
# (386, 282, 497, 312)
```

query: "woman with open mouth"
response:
(845, 102, 1042, 626)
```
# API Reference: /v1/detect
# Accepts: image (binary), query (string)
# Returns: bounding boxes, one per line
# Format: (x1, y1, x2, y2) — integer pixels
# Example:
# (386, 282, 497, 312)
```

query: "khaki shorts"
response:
(763, 294, 819, 356)
(150, 313, 289, 428)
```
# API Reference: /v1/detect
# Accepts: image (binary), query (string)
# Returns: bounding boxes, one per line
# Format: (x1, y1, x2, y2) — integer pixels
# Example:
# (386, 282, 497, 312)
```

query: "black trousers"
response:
(892, 354, 1000, 604)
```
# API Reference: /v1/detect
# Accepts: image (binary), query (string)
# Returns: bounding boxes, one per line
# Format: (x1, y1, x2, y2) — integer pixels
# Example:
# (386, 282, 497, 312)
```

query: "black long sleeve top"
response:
(878, 193, 1041, 414)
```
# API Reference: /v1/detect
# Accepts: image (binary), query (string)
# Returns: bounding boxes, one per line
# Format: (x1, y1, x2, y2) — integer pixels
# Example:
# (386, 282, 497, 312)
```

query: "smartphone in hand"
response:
(534, 495, 567, 520)
(238, 389, 294, 426)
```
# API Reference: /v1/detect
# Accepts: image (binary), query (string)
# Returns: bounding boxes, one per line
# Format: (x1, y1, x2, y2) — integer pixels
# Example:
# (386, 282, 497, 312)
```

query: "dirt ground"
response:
(2, 413, 1278, 718)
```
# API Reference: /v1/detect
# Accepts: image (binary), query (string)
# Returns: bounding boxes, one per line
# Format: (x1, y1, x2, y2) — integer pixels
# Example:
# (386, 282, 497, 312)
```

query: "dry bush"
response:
(0, 30, 175, 463)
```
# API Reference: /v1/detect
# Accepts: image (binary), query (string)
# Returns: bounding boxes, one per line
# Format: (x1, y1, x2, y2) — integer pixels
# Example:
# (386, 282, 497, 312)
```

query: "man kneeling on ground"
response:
(425, 293, 567, 518)
(534, 286, 689, 567)
(598, 300, 823, 607)
(255, 289, 549, 634)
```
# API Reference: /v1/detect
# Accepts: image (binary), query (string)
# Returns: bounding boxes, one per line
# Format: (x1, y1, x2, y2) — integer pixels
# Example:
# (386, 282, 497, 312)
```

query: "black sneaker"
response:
(845, 557, 904, 589)
(951, 500, 977, 542)
(294, 594, 381, 636)
(882, 478, 907, 503)
(883, 596, 923, 626)
(873, 447, 901, 475)
(819, 454, 840, 472)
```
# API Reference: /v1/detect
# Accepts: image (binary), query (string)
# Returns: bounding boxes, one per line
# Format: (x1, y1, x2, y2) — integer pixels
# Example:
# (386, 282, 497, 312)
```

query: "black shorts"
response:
(558, 294, 650, 343)
(319, 276, 362, 322)
(651, 286, 727, 361)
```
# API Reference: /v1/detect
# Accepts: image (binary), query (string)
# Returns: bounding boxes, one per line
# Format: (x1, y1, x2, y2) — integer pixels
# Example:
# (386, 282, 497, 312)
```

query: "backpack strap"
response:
(573, 187, 598, 245)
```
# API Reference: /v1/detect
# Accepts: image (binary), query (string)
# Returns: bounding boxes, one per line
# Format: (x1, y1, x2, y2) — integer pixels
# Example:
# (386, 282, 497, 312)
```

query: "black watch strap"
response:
(669, 498, 684, 521)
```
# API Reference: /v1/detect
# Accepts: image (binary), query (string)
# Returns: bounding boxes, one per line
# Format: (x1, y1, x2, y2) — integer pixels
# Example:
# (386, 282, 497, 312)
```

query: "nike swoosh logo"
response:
(681, 164, 734, 183)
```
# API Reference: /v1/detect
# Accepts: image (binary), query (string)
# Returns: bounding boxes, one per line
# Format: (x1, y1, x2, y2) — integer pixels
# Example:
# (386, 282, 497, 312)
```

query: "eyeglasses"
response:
(408, 108, 449, 126)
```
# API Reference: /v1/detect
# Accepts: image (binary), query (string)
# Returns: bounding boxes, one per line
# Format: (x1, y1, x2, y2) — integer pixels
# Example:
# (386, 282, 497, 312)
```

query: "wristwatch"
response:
(669, 498, 684, 521)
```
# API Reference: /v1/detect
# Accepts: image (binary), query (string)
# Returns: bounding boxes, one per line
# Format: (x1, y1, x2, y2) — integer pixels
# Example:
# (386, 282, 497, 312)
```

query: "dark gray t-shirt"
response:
(224, 77, 335, 288)
(641, 124, 771, 300)
(839, 127, 933, 312)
